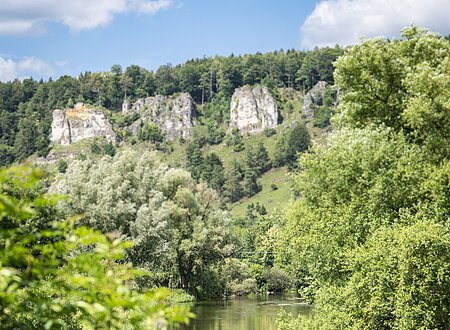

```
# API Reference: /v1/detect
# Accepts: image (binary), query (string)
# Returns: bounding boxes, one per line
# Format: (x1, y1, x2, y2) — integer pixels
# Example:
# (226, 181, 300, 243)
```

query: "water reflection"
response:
(180, 293, 313, 330)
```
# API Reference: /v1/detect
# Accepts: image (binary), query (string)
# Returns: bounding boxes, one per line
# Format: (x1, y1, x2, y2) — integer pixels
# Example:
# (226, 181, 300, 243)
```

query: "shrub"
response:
(264, 127, 277, 137)
(56, 159, 68, 173)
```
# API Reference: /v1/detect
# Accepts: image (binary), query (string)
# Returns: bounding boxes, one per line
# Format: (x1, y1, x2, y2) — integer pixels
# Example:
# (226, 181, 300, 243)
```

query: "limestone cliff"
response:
(50, 103, 116, 145)
(125, 93, 196, 140)
(229, 86, 278, 134)
(302, 81, 329, 121)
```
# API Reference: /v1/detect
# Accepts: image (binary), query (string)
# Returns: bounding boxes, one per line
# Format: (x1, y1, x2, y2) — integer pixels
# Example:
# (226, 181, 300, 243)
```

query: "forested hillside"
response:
(0, 46, 341, 165)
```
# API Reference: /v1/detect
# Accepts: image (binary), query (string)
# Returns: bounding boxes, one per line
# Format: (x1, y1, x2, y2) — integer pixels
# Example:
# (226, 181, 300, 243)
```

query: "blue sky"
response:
(1, 0, 450, 82)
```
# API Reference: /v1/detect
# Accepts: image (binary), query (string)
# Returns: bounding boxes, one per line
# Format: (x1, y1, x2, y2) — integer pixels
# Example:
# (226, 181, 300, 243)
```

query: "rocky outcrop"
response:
(302, 81, 328, 121)
(50, 103, 116, 145)
(229, 85, 278, 134)
(125, 93, 196, 140)
(122, 98, 131, 115)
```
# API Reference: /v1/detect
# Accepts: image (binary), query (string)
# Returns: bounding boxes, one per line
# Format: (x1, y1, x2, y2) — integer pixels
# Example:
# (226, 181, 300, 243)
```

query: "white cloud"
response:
(0, 0, 173, 35)
(300, 0, 450, 48)
(129, 0, 173, 14)
(0, 57, 55, 82)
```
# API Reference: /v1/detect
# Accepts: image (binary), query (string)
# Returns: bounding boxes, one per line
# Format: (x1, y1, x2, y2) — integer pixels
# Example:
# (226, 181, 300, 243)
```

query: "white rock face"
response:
(128, 93, 196, 140)
(50, 103, 116, 145)
(122, 98, 131, 115)
(229, 85, 278, 134)
(302, 81, 328, 121)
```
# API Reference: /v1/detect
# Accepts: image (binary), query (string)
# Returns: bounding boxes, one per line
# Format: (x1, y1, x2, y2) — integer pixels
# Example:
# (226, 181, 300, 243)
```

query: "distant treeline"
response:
(0, 46, 342, 165)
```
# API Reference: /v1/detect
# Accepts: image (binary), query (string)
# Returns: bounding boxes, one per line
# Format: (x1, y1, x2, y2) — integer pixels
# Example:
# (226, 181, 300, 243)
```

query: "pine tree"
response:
(254, 141, 272, 174)
(201, 153, 225, 192)
(273, 131, 289, 167)
(185, 142, 204, 180)
(245, 146, 260, 176)
(13, 114, 37, 160)
(231, 159, 245, 181)
(244, 168, 261, 197)
(223, 166, 244, 203)
(273, 124, 310, 169)
(231, 128, 244, 152)
(286, 124, 310, 169)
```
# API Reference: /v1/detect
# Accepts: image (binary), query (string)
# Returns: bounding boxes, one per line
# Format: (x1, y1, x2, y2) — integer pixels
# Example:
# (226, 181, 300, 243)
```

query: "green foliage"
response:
(56, 159, 68, 173)
(280, 128, 426, 289)
(0, 166, 193, 329)
(279, 27, 450, 329)
(229, 128, 244, 152)
(262, 268, 292, 292)
(273, 124, 310, 169)
(185, 142, 204, 180)
(201, 153, 225, 192)
(90, 141, 102, 154)
(223, 164, 244, 203)
(263, 127, 277, 137)
(334, 26, 450, 159)
(312, 105, 333, 128)
(102, 142, 116, 157)
(296, 46, 343, 91)
(244, 168, 261, 197)
(137, 122, 164, 143)
(57, 150, 233, 296)
(166, 289, 196, 304)
(254, 141, 272, 174)
(221, 259, 258, 296)
(311, 87, 335, 128)
(205, 122, 226, 145)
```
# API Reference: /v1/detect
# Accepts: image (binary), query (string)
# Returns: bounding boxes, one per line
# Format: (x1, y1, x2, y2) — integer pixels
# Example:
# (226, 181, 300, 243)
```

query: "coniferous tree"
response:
(245, 146, 260, 176)
(230, 128, 244, 152)
(201, 153, 225, 192)
(232, 159, 245, 181)
(244, 168, 261, 197)
(286, 124, 310, 169)
(273, 132, 289, 167)
(185, 142, 204, 180)
(273, 124, 310, 169)
(254, 141, 272, 174)
(223, 166, 244, 203)
(14, 114, 37, 160)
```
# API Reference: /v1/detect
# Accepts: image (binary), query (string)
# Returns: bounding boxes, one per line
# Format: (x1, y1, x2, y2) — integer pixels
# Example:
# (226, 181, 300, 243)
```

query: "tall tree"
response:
(201, 153, 225, 192)
(223, 166, 244, 203)
(244, 168, 261, 197)
(254, 141, 272, 174)
(185, 142, 204, 180)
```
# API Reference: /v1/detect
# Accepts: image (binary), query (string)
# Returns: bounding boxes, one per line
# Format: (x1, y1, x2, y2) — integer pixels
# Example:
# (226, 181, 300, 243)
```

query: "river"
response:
(180, 293, 313, 330)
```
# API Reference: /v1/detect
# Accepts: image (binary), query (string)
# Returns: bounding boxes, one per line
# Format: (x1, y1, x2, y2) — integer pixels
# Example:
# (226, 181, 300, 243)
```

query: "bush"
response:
(264, 127, 277, 137)
(137, 122, 164, 143)
(102, 142, 116, 157)
(56, 159, 68, 173)
(222, 259, 258, 297)
(90, 142, 102, 154)
(313, 105, 333, 128)
(262, 268, 293, 292)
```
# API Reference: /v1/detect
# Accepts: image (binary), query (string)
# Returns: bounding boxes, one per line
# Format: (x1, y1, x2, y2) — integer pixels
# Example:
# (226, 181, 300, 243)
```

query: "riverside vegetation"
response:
(1, 26, 450, 329)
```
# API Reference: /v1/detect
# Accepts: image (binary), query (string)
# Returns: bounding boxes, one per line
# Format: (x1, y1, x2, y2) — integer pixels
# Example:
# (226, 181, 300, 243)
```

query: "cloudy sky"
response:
(0, 0, 450, 82)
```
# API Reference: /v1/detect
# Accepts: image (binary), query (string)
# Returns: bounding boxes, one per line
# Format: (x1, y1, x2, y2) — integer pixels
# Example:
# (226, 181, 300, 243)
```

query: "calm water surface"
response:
(181, 293, 313, 330)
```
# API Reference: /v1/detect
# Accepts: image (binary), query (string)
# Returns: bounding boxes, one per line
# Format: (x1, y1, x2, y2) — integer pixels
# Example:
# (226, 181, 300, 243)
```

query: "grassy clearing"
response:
(229, 167, 293, 218)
